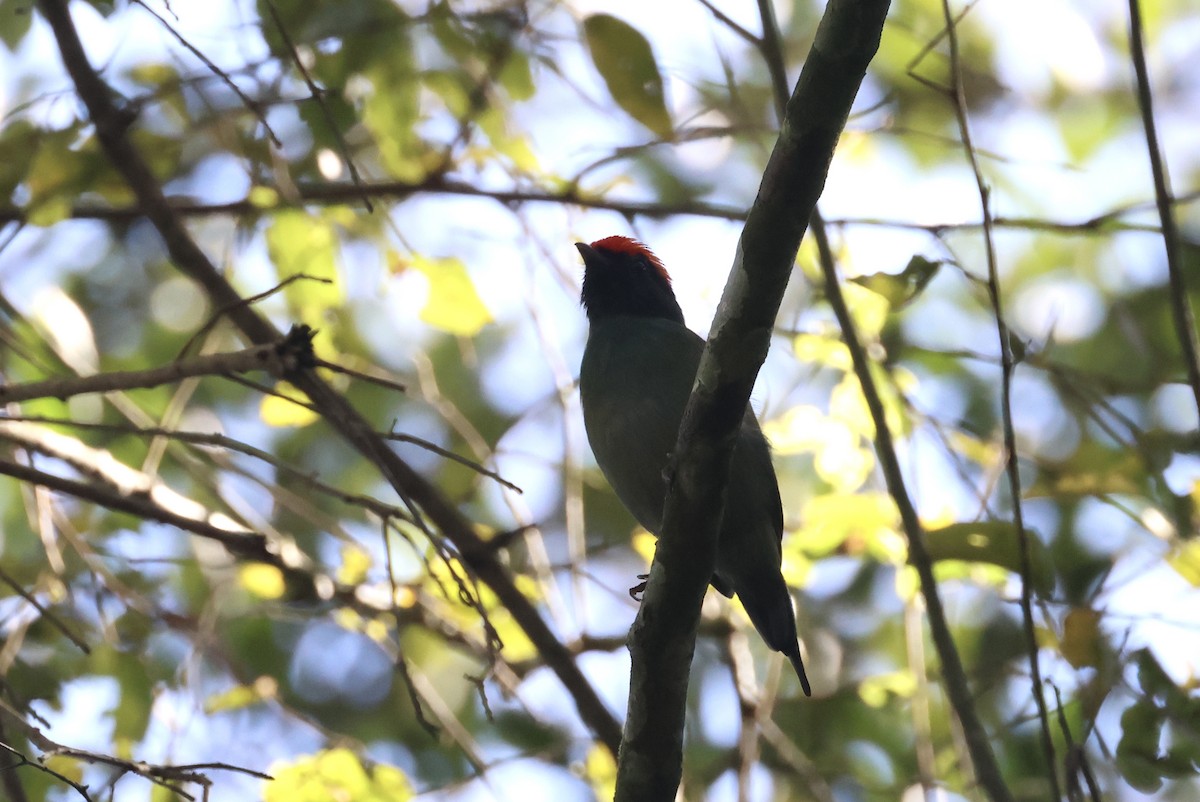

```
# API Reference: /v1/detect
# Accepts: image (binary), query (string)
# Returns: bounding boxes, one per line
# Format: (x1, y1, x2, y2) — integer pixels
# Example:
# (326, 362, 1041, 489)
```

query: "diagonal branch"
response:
(613, 1, 890, 798)
(1127, 0, 1200, 420)
(813, 219, 1014, 802)
(0, 330, 309, 404)
(35, 0, 622, 756)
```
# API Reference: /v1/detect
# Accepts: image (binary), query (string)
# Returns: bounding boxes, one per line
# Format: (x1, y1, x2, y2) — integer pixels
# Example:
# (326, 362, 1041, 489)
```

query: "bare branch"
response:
(614, 1, 889, 797)
(131, 0, 281, 146)
(0, 563, 90, 654)
(938, 1, 1058, 795)
(815, 214, 1014, 800)
(1127, 0, 1200, 420)
(0, 330, 312, 405)
(36, 0, 622, 756)
(263, 0, 373, 212)
(0, 458, 266, 556)
(2, 176, 1194, 236)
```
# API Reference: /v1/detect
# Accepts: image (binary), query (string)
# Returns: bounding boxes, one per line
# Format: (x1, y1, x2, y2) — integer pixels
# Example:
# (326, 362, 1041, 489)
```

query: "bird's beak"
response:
(575, 242, 599, 264)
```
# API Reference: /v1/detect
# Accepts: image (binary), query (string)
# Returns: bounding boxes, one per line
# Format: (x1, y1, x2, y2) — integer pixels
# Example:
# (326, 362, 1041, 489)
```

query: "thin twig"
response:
(1127, 0, 1200, 420)
(177, 274, 332, 359)
(0, 337, 308, 405)
(937, 2, 1059, 796)
(384, 430, 521, 492)
(0, 458, 265, 555)
(0, 413, 415, 523)
(0, 738, 92, 802)
(813, 215, 1013, 802)
(2, 177, 1194, 234)
(0, 564, 90, 653)
(262, 0, 373, 212)
(313, 356, 407, 394)
(695, 0, 760, 48)
(131, 0, 281, 146)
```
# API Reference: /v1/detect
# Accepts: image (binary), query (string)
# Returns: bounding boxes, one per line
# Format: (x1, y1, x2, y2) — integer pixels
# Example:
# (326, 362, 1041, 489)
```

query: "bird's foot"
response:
(628, 574, 649, 601)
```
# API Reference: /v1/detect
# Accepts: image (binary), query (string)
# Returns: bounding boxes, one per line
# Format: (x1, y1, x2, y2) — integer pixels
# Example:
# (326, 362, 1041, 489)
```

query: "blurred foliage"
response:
(0, 0, 1198, 800)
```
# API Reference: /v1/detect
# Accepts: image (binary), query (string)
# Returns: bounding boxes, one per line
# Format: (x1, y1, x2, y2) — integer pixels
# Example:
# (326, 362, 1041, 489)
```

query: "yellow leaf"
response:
(248, 186, 279, 208)
(260, 381, 319, 427)
(44, 755, 84, 784)
(264, 211, 344, 328)
(1061, 607, 1102, 669)
(842, 280, 891, 339)
(405, 255, 493, 336)
(204, 677, 277, 713)
(364, 618, 389, 643)
(338, 545, 373, 586)
(763, 406, 873, 492)
(631, 529, 656, 565)
(266, 748, 414, 802)
(584, 743, 617, 801)
(240, 564, 286, 599)
(792, 334, 851, 371)
(1169, 539, 1200, 586)
(859, 670, 916, 707)
(27, 197, 73, 227)
(794, 492, 900, 558)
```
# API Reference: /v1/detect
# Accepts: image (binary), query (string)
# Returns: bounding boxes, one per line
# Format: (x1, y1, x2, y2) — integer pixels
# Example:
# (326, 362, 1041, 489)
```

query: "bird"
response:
(576, 235, 811, 696)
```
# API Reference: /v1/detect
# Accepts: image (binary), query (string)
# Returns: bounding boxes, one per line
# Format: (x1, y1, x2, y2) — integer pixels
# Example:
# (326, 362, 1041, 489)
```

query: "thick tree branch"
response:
(613, 1, 890, 798)
(36, 0, 622, 756)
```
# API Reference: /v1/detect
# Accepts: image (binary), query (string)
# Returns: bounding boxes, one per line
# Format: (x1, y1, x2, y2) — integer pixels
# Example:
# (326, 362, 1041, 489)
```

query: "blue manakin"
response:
(576, 235, 811, 696)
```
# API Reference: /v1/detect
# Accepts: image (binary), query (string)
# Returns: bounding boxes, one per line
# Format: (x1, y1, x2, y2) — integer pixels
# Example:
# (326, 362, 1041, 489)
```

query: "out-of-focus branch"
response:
(813, 205, 1013, 802)
(613, 1, 890, 798)
(0, 458, 265, 556)
(3, 179, 1193, 234)
(0, 330, 310, 405)
(937, 1, 1058, 796)
(36, 0, 622, 757)
(1127, 0, 1200, 420)
(0, 700, 271, 802)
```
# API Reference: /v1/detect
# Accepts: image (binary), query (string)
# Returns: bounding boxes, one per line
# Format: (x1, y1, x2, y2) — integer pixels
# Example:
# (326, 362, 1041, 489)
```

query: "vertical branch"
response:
(759, 0, 1013, 796)
(812, 219, 1014, 802)
(1127, 0, 1200, 419)
(613, 1, 890, 798)
(937, 2, 1059, 797)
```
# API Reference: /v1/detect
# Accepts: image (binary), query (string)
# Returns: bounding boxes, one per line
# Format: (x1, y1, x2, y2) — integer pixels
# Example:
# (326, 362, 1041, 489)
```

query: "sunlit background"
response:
(1, 0, 1199, 800)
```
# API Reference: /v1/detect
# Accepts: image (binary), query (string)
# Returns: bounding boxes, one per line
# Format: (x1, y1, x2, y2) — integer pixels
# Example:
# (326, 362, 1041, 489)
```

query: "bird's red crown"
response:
(589, 236, 672, 285)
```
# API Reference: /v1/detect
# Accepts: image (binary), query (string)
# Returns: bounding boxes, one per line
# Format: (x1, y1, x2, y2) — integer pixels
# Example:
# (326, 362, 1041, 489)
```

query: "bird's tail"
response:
(739, 579, 812, 697)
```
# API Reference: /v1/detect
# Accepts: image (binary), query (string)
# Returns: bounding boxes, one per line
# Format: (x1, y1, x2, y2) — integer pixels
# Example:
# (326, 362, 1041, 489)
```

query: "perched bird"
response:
(576, 235, 811, 696)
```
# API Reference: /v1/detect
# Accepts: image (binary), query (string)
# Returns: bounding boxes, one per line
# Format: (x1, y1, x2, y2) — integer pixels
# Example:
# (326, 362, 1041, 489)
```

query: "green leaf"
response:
(1117, 701, 1166, 793)
(402, 255, 493, 336)
(850, 255, 942, 309)
(499, 52, 535, 101)
(582, 14, 672, 138)
(1168, 539, 1200, 587)
(923, 521, 1055, 594)
(362, 48, 427, 181)
(264, 211, 344, 328)
(0, 1, 32, 52)
(266, 748, 413, 802)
